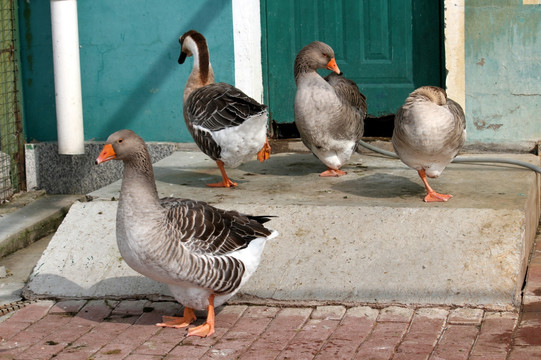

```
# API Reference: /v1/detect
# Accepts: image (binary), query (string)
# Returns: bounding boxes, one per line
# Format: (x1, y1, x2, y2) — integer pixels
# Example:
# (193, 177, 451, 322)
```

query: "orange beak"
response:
(326, 57, 340, 74)
(95, 144, 116, 165)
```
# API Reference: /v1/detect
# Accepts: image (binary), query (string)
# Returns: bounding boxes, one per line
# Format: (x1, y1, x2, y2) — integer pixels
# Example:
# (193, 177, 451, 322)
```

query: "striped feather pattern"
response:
(98, 130, 276, 303)
(183, 83, 268, 162)
(129, 196, 274, 295)
(324, 72, 366, 150)
(156, 238, 246, 294)
(179, 30, 269, 168)
(325, 73, 367, 115)
(185, 83, 267, 132)
(160, 197, 273, 256)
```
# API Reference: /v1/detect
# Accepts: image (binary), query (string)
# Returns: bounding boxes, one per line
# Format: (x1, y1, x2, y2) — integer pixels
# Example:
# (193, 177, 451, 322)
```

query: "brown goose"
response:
(392, 86, 466, 202)
(96, 130, 278, 337)
(294, 41, 367, 177)
(178, 30, 271, 187)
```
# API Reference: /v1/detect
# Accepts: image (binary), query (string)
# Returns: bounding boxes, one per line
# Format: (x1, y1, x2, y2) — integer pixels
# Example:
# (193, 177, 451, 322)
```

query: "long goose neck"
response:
(294, 50, 318, 83)
(120, 150, 160, 208)
(183, 37, 215, 103)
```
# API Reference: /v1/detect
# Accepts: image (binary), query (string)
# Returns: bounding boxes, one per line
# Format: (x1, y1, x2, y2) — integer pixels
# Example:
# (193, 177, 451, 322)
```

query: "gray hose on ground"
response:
(358, 139, 399, 159)
(357, 139, 541, 174)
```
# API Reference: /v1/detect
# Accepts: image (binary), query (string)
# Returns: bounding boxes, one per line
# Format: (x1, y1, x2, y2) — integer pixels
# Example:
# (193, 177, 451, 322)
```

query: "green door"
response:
(261, 0, 443, 129)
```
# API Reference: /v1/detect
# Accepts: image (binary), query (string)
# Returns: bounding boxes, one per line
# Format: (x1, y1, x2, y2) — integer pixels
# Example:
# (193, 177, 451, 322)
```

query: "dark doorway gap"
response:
(270, 115, 395, 140)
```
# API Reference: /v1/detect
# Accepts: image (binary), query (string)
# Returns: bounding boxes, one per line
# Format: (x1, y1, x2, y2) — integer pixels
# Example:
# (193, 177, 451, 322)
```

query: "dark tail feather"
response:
(248, 215, 277, 224)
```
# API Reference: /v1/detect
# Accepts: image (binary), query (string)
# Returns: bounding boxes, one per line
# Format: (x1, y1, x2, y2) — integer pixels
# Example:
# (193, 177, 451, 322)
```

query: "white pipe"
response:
(50, 0, 84, 155)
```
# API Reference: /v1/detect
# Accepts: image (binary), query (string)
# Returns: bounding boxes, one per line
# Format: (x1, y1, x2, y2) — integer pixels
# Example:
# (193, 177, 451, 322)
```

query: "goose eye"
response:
(322, 52, 328, 58)
(118, 139, 123, 144)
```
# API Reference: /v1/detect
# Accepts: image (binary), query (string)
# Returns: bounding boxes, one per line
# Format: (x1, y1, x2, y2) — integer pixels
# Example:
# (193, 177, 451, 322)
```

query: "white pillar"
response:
(50, 0, 84, 155)
(232, 0, 263, 102)
(444, 0, 465, 111)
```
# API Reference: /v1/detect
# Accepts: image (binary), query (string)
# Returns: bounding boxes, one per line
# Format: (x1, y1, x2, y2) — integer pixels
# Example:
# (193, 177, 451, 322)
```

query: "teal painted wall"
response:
(18, 0, 234, 142)
(465, 1, 541, 147)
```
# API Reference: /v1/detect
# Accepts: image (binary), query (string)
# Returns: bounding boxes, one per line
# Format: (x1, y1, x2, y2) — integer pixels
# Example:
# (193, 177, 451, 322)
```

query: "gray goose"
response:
(96, 130, 277, 337)
(392, 86, 466, 202)
(294, 41, 367, 177)
(178, 30, 270, 188)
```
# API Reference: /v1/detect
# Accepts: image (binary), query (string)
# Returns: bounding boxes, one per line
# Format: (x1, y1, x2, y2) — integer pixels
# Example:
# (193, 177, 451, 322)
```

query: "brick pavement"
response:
(0, 299, 540, 360)
(1, 227, 540, 359)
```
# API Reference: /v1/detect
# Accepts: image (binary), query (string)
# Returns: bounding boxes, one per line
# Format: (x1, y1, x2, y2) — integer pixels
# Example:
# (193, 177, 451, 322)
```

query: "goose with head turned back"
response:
(392, 86, 466, 202)
(294, 41, 367, 177)
(96, 130, 278, 337)
(178, 30, 271, 188)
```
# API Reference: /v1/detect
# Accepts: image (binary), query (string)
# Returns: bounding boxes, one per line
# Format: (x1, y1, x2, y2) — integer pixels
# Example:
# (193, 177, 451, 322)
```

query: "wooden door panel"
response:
(262, 0, 442, 123)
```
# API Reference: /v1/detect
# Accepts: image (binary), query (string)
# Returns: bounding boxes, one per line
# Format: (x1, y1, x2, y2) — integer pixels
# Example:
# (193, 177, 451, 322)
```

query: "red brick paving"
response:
(0, 300, 539, 359)
(431, 324, 479, 360)
(524, 231, 541, 312)
(315, 307, 377, 360)
(395, 308, 448, 358)
(354, 320, 410, 359)
(2, 232, 541, 360)
(469, 312, 516, 359)
(239, 307, 312, 360)
(448, 308, 484, 325)
(508, 346, 541, 360)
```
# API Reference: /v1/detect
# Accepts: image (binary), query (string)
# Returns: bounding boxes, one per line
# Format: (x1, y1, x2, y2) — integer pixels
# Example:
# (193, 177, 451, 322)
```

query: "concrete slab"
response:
(23, 150, 541, 309)
(0, 193, 84, 258)
(0, 234, 53, 305)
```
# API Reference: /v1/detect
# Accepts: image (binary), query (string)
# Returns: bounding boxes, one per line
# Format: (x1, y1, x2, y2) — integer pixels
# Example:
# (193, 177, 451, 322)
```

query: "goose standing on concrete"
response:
(294, 41, 367, 177)
(392, 86, 466, 202)
(178, 30, 271, 187)
(96, 130, 277, 337)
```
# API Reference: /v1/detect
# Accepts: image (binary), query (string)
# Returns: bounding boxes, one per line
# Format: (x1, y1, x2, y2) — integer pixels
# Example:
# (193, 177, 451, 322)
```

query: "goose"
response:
(95, 129, 278, 337)
(392, 86, 466, 202)
(178, 30, 271, 187)
(294, 41, 367, 177)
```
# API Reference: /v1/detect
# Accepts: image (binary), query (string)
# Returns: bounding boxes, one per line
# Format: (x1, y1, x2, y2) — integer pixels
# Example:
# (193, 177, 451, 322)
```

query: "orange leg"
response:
(206, 160, 237, 188)
(320, 168, 347, 177)
(155, 307, 197, 328)
(418, 169, 452, 202)
(257, 137, 271, 162)
(187, 294, 216, 338)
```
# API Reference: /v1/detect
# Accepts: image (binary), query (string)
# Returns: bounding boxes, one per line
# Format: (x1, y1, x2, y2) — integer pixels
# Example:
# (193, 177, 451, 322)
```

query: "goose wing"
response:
(442, 98, 466, 155)
(185, 82, 267, 132)
(160, 197, 274, 256)
(324, 73, 366, 148)
(324, 73, 367, 115)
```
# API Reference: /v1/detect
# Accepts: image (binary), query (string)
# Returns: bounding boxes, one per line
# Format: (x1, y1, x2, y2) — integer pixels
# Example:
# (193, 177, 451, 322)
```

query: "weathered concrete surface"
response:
(0, 193, 84, 258)
(0, 234, 52, 305)
(23, 150, 541, 309)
